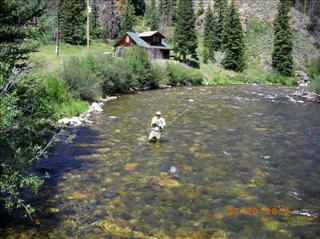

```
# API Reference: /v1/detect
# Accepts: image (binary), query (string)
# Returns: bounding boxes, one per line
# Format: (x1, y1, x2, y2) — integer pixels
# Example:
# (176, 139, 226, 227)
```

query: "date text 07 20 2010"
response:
(228, 207, 289, 216)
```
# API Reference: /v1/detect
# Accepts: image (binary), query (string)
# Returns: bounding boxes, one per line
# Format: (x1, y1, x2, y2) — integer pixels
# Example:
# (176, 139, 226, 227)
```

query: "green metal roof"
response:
(127, 32, 150, 48)
(126, 32, 171, 50)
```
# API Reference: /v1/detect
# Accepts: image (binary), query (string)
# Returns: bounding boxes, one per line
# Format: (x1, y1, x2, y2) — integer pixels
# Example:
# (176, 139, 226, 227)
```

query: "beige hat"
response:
(156, 111, 161, 115)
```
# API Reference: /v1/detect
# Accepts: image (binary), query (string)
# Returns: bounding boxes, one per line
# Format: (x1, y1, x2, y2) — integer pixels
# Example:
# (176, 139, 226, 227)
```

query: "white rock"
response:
(223, 151, 231, 156)
(170, 167, 177, 174)
(109, 116, 120, 119)
(58, 118, 70, 125)
(189, 99, 194, 102)
(69, 117, 82, 126)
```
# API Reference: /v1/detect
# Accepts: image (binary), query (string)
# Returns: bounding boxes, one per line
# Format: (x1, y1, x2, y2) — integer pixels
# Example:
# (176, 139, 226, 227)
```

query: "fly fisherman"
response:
(148, 111, 166, 142)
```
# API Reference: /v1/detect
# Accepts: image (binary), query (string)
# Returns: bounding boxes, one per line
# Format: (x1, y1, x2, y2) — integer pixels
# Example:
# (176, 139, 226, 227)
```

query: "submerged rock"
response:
(169, 166, 177, 174)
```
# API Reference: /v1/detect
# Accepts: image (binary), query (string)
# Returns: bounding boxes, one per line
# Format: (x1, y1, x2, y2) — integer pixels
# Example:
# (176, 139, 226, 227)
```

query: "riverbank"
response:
(30, 43, 320, 122)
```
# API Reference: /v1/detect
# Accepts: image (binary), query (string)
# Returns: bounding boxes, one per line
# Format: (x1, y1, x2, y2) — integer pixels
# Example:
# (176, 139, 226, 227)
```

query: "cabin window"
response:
(126, 36, 130, 43)
(153, 35, 160, 42)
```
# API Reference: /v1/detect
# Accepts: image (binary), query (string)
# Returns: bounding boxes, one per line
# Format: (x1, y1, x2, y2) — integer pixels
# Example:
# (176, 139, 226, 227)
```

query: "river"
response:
(1, 85, 319, 238)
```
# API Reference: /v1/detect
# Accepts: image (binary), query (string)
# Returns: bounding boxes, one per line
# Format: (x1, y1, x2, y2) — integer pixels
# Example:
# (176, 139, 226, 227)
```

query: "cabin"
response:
(114, 31, 171, 59)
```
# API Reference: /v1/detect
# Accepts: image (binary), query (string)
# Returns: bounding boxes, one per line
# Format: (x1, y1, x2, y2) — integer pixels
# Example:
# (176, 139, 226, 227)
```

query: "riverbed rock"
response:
(58, 118, 71, 125)
(90, 102, 103, 112)
(58, 96, 117, 127)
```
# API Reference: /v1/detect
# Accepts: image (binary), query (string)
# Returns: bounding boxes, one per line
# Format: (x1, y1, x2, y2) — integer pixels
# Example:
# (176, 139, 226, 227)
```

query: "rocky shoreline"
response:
(293, 91, 320, 103)
(58, 96, 117, 127)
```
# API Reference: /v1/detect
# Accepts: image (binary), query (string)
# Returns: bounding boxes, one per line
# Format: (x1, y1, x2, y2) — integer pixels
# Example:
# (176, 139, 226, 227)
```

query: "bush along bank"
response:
(54, 47, 204, 126)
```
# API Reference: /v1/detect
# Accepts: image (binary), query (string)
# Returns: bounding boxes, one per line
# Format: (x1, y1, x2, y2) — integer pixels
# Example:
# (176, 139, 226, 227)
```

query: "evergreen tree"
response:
(149, 0, 160, 30)
(215, 0, 227, 50)
(203, 6, 217, 60)
(58, 0, 86, 45)
(173, 0, 198, 61)
(59, 0, 86, 45)
(121, 0, 136, 34)
(90, 0, 101, 39)
(197, 0, 205, 17)
(222, 2, 245, 72)
(132, 0, 145, 16)
(101, 0, 121, 39)
(145, 0, 160, 30)
(272, 0, 293, 76)
(0, 0, 44, 81)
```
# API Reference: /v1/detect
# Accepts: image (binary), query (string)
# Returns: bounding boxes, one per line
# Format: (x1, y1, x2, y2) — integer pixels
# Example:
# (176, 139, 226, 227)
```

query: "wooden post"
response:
(87, 0, 90, 52)
(55, 13, 59, 57)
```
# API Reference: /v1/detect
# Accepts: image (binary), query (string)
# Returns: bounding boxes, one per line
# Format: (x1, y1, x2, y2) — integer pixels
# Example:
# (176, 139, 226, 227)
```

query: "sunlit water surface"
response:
(1, 85, 320, 238)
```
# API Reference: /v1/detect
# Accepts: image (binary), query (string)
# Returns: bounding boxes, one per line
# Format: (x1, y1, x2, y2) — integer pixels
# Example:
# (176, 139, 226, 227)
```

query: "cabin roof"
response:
(138, 31, 164, 37)
(115, 31, 171, 50)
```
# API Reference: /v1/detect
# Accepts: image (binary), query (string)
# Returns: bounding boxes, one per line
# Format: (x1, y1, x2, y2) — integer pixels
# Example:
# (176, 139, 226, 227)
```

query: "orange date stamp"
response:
(227, 207, 289, 217)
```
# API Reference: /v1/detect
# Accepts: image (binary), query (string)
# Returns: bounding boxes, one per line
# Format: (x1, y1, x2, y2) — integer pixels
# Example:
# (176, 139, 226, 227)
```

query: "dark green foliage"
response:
(172, 0, 198, 61)
(62, 49, 160, 97)
(146, 0, 160, 30)
(0, 0, 44, 81)
(166, 63, 203, 86)
(215, 0, 227, 50)
(132, 0, 146, 16)
(222, 2, 245, 72)
(90, 0, 101, 39)
(202, 47, 209, 63)
(121, 0, 136, 34)
(272, 0, 294, 76)
(203, 6, 217, 60)
(306, 58, 320, 93)
(0, 0, 57, 216)
(197, 0, 205, 17)
(61, 56, 103, 101)
(58, 0, 86, 45)
(121, 47, 158, 88)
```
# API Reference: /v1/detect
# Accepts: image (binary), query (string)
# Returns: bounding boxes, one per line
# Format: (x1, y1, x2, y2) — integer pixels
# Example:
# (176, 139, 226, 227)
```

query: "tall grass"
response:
(166, 63, 203, 86)
(305, 58, 320, 94)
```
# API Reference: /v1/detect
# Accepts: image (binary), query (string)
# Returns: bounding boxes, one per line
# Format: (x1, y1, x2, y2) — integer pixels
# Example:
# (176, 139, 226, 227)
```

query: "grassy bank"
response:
(30, 36, 319, 120)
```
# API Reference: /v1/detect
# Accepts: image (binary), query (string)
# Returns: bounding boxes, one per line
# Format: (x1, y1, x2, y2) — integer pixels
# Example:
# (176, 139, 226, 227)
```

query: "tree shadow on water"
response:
(0, 126, 102, 238)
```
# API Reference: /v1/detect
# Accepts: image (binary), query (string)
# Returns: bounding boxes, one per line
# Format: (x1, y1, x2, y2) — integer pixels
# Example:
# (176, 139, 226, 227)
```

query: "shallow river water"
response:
(1, 85, 320, 238)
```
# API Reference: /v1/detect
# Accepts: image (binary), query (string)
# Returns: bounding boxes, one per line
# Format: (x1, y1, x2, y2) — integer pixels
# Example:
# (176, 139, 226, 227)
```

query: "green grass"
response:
(54, 99, 89, 118)
(30, 41, 114, 73)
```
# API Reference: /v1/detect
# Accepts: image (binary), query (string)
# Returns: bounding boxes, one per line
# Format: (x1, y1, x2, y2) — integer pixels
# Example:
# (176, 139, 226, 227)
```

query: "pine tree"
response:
(203, 6, 217, 60)
(58, 0, 86, 45)
(0, 0, 44, 81)
(173, 0, 198, 61)
(215, 0, 227, 50)
(120, 0, 136, 34)
(272, 0, 293, 76)
(132, 0, 145, 16)
(222, 2, 245, 72)
(145, 0, 159, 30)
(90, 0, 101, 39)
(101, 0, 121, 40)
(197, 0, 204, 17)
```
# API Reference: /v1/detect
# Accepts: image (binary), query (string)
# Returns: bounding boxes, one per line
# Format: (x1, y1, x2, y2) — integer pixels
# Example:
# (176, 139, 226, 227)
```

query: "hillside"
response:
(194, 0, 319, 68)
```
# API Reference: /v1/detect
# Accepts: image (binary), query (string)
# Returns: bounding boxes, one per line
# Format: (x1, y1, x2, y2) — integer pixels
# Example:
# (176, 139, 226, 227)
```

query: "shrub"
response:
(202, 47, 209, 64)
(41, 75, 69, 104)
(306, 58, 320, 94)
(121, 47, 158, 88)
(61, 56, 102, 101)
(100, 58, 133, 95)
(166, 63, 203, 86)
